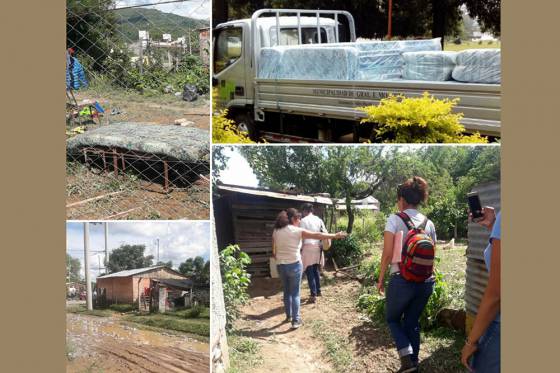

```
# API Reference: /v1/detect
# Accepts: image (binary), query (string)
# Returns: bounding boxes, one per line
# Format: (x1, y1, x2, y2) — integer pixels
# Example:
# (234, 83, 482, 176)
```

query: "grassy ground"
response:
(227, 334, 264, 373)
(444, 40, 501, 51)
(67, 303, 210, 337)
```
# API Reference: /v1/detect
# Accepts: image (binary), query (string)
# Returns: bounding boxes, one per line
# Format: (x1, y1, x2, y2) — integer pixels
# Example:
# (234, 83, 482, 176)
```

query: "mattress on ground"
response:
(403, 51, 457, 81)
(452, 49, 501, 84)
(275, 46, 359, 80)
(66, 122, 210, 163)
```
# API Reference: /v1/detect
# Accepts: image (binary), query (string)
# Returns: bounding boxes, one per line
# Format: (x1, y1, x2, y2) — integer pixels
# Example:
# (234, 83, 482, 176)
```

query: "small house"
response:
(96, 265, 187, 306)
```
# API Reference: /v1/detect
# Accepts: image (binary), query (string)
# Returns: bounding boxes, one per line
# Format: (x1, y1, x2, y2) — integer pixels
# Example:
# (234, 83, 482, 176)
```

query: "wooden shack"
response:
(96, 265, 187, 305)
(214, 184, 332, 277)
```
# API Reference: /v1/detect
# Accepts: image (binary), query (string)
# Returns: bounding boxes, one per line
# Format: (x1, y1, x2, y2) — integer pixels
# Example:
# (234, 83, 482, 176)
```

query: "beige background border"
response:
(1, 0, 559, 371)
(0, 0, 66, 372)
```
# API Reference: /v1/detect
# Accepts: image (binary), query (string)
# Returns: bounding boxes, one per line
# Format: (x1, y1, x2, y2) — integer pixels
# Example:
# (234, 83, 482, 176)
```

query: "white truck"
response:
(213, 9, 501, 142)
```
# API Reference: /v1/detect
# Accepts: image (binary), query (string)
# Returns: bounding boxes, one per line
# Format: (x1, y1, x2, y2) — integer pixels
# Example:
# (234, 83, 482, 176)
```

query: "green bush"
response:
(358, 93, 488, 143)
(220, 244, 252, 330)
(109, 303, 136, 313)
(186, 304, 202, 318)
(330, 235, 363, 268)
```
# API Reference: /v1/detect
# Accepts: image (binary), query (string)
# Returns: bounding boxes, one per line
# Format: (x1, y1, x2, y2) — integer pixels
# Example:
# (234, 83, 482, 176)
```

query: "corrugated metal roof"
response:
(155, 278, 194, 290)
(217, 184, 333, 205)
(335, 196, 380, 210)
(465, 181, 501, 315)
(98, 265, 168, 279)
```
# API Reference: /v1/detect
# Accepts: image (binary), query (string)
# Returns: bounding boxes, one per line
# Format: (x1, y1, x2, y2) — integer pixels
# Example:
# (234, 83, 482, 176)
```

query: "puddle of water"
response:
(67, 314, 208, 354)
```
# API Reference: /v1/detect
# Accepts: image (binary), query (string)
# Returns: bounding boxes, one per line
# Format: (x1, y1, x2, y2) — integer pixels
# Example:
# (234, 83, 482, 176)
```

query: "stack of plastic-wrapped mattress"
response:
(257, 38, 501, 84)
(452, 49, 501, 84)
(402, 51, 457, 81)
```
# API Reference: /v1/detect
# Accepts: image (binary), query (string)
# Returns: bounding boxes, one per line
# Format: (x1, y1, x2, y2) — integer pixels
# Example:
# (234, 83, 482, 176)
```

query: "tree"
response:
(67, 0, 119, 71)
(107, 244, 154, 273)
(240, 146, 387, 233)
(66, 253, 82, 282)
(179, 256, 210, 284)
(156, 260, 173, 268)
(462, 0, 500, 36)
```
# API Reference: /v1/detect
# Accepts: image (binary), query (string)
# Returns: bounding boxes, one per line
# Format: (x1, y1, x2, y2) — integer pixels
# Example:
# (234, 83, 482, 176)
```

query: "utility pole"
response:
(104, 222, 109, 273)
(83, 222, 93, 311)
(156, 238, 160, 264)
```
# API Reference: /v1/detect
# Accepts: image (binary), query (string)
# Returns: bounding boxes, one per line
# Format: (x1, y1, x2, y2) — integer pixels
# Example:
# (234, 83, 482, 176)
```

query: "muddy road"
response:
(66, 313, 209, 373)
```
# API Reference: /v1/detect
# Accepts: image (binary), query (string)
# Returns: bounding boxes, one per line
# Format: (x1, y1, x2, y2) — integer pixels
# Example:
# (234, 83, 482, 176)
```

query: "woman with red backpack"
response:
(376, 176, 437, 373)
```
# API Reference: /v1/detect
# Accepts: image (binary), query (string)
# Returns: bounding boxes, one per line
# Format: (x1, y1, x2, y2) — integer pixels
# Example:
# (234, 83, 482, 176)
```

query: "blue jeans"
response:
(385, 273, 434, 364)
(277, 261, 303, 322)
(471, 318, 500, 373)
(305, 264, 321, 296)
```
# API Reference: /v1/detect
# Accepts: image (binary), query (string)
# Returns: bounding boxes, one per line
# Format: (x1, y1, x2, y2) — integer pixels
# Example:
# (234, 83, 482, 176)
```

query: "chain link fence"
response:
(66, 0, 210, 220)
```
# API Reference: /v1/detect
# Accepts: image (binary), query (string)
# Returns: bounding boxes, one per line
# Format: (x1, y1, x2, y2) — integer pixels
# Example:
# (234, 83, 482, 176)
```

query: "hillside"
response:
(115, 7, 209, 41)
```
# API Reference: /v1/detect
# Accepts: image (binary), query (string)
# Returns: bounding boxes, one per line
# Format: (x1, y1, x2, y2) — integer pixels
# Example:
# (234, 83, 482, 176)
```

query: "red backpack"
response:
(397, 212, 435, 282)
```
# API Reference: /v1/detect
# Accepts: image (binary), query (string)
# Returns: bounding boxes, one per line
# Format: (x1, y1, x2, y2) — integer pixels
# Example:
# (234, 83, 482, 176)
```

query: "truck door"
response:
(213, 25, 247, 109)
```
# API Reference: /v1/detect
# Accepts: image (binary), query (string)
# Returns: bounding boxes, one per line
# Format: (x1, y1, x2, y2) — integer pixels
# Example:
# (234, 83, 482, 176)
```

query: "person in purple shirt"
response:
(461, 208, 501, 372)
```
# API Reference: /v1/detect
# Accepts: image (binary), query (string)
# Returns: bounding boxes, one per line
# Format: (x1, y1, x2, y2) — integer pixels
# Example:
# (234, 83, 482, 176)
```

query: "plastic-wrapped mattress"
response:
(259, 46, 358, 80)
(258, 39, 442, 81)
(452, 49, 501, 84)
(403, 51, 457, 81)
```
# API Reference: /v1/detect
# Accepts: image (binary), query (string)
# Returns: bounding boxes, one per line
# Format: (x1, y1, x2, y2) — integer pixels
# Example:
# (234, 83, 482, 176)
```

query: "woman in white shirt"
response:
(272, 208, 346, 329)
(377, 176, 436, 373)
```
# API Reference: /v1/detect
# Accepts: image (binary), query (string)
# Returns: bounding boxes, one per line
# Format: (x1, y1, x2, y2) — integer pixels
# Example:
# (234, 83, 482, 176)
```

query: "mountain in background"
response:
(115, 7, 209, 41)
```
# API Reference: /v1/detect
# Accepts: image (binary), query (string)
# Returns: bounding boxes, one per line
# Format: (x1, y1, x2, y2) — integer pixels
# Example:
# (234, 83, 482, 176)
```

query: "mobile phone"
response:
(467, 192, 483, 220)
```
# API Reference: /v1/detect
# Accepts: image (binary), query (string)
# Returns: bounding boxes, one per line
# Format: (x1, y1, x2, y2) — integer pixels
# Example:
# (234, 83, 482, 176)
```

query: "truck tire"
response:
(234, 112, 259, 141)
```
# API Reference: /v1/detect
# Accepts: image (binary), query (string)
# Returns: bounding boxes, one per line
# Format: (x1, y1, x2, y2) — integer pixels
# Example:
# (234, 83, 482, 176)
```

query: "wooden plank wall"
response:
(228, 193, 325, 277)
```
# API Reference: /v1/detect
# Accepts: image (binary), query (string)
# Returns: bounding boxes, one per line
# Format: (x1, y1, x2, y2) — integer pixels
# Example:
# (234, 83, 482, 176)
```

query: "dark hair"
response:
(274, 208, 301, 229)
(301, 203, 314, 214)
(397, 176, 429, 206)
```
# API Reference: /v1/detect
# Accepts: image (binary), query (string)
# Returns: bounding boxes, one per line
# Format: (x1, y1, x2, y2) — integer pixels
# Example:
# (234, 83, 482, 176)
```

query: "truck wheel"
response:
(234, 112, 259, 141)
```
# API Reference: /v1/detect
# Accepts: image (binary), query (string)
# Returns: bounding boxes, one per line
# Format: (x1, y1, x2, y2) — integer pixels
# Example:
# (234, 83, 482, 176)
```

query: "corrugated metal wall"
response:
(465, 182, 501, 316)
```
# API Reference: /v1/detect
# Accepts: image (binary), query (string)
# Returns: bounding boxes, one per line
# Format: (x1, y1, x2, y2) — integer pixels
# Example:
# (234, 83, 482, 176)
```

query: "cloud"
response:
(67, 221, 210, 279)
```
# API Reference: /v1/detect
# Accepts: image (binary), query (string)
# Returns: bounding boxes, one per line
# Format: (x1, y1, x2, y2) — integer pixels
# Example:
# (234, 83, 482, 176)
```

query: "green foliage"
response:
(220, 245, 252, 330)
(108, 303, 136, 313)
(185, 304, 202, 318)
(308, 319, 354, 372)
(330, 235, 363, 268)
(420, 269, 451, 329)
(115, 7, 208, 41)
(107, 244, 153, 273)
(228, 335, 264, 373)
(358, 93, 488, 143)
(179, 256, 210, 285)
(66, 253, 82, 282)
(377, 94, 486, 142)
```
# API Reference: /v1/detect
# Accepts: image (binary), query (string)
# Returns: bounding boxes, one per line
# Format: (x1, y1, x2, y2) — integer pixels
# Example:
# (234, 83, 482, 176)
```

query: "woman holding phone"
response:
(376, 177, 437, 373)
(461, 207, 501, 372)
(272, 208, 347, 329)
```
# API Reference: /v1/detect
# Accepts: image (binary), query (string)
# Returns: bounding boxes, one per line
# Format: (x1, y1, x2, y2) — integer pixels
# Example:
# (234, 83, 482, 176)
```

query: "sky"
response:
(217, 147, 259, 187)
(115, 0, 210, 20)
(66, 221, 210, 279)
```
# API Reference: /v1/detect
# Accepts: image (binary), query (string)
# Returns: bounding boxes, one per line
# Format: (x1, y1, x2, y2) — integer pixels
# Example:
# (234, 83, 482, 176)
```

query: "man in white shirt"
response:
(299, 203, 326, 303)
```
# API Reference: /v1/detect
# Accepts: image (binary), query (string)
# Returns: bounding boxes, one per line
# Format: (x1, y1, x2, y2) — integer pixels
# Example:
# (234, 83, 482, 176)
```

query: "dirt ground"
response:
(71, 89, 210, 129)
(66, 313, 209, 373)
(235, 270, 464, 373)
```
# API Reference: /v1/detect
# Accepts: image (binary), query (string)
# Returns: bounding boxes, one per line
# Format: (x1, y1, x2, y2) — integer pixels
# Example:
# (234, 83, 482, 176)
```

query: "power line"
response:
(111, 0, 192, 11)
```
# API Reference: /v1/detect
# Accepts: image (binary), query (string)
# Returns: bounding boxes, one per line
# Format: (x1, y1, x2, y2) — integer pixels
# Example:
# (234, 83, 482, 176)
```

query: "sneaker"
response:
(284, 316, 292, 323)
(309, 295, 317, 303)
(291, 320, 302, 329)
(317, 292, 322, 297)
(396, 355, 418, 373)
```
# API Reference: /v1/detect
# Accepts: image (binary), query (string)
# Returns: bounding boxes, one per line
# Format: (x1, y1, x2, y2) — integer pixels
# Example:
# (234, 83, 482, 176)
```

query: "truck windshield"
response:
(214, 27, 243, 74)
(270, 27, 329, 46)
